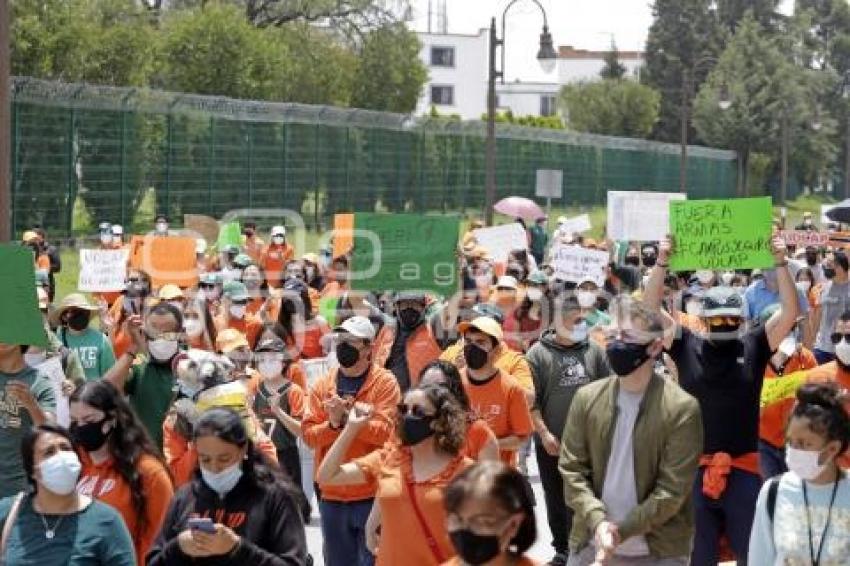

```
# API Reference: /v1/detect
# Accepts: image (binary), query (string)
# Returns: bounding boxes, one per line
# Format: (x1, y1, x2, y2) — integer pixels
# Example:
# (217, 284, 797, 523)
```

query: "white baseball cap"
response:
(271, 226, 286, 237)
(496, 275, 519, 290)
(334, 316, 376, 341)
(110, 224, 124, 236)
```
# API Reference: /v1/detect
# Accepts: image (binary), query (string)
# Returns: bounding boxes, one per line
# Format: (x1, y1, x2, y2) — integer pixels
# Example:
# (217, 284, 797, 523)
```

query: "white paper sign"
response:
(558, 214, 592, 235)
(551, 245, 609, 285)
(78, 249, 129, 292)
(472, 224, 528, 263)
(822, 204, 837, 225)
(607, 191, 686, 242)
(35, 357, 70, 427)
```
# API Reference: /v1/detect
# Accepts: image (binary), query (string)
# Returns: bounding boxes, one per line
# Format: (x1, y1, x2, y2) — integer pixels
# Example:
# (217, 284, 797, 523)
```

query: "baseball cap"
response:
(255, 337, 286, 353)
(334, 316, 376, 341)
(701, 286, 745, 318)
(158, 284, 185, 301)
(223, 281, 250, 302)
(458, 316, 504, 342)
(471, 303, 505, 324)
(216, 328, 250, 353)
(271, 226, 286, 237)
(233, 254, 253, 268)
(496, 275, 518, 290)
(200, 272, 221, 286)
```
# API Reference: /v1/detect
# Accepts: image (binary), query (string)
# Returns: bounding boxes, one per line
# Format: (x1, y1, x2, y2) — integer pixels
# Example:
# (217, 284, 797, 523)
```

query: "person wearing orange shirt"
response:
(489, 275, 523, 320)
(241, 221, 265, 263)
(23, 230, 51, 273)
(442, 461, 540, 566)
(457, 317, 533, 467)
(302, 316, 401, 566)
(274, 278, 331, 359)
(261, 225, 294, 288)
(70, 380, 174, 565)
(214, 281, 263, 348)
(317, 384, 471, 566)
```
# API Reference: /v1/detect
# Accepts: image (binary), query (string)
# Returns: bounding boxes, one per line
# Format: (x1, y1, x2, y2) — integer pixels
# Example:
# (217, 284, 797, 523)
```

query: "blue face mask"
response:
(569, 321, 588, 343)
(201, 461, 243, 496)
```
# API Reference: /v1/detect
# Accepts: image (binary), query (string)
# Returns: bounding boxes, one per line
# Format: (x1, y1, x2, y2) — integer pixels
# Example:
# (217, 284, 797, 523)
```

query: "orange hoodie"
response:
(440, 341, 534, 393)
(78, 452, 174, 565)
(302, 364, 401, 502)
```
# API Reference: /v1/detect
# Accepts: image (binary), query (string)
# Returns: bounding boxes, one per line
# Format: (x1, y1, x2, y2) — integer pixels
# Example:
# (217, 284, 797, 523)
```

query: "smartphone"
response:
(188, 517, 216, 534)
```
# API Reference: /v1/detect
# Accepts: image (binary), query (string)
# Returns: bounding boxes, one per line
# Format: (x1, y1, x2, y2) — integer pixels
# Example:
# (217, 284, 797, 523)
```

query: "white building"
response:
(415, 32, 645, 120)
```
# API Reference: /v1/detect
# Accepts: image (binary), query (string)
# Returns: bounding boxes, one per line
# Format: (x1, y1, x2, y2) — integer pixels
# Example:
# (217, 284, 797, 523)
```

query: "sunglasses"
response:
(397, 403, 434, 419)
(199, 283, 216, 289)
(706, 316, 741, 327)
(830, 332, 850, 345)
(231, 300, 249, 306)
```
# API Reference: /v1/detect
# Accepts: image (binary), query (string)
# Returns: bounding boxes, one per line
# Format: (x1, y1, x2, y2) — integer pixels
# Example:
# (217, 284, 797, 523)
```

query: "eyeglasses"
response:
(830, 332, 850, 345)
(397, 403, 434, 419)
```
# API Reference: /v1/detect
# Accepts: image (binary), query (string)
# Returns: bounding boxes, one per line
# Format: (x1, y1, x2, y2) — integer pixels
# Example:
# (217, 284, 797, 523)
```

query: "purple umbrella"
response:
(493, 197, 546, 220)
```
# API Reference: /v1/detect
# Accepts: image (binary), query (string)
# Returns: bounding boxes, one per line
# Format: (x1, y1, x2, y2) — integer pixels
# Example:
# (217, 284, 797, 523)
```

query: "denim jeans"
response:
(319, 499, 375, 566)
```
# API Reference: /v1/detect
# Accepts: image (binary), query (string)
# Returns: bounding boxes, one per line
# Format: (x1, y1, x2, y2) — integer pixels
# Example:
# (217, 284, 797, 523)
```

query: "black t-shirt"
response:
(669, 325, 771, 456)
(386, 325, 414, 393)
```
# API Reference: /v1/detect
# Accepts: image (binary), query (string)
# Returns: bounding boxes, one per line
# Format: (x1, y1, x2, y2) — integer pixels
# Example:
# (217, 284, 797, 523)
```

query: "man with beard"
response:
(643, 235, 798, 566)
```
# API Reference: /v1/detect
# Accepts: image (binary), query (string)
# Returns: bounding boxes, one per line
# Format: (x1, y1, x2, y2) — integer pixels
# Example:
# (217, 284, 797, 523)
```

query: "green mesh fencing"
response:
(10, 77, 738, 237)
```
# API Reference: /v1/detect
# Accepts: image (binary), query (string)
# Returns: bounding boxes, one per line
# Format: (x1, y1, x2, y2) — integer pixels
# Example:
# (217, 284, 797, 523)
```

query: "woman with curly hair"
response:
(317, 384, 471, 565)
(69, 380, 174, 564)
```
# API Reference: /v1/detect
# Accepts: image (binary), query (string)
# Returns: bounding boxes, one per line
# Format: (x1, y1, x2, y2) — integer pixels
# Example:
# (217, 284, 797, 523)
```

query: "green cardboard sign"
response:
(349, 213, 460, 296)
(0, 245, 48, 347)
(669, 197, 774, 271)
(216, 221, 242, 250)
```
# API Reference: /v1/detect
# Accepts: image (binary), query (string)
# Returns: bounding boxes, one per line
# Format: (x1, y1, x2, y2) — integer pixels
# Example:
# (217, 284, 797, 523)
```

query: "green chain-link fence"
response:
(10, 77, 739, 237)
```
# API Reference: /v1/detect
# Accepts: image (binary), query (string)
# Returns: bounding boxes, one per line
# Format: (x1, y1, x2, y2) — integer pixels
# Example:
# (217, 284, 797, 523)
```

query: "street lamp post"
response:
(484, 0, 557, 226)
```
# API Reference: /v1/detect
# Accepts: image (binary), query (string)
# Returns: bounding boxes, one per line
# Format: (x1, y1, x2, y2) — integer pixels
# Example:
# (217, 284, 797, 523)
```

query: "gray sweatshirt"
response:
(526, 330, 611, 439)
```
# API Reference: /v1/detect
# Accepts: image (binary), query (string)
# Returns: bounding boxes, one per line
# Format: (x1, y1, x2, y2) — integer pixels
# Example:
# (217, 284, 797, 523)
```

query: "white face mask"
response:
(155, 222, 168, 233)
(785, 445, 830, 481)
(569, 321, 588, 343)
(577, 291, 597, 309)
(272, 236, 285, 245)
(201, 461, 243, 496)
(258, 359, 284, 379)
(100, 234, 112, 245)
(721, 272, 734, 286)
(229, 305, 246, 319)
(39, 450, 82, 495)
(835, 339, 850, 365)
(796, 280, 812, 294)
(526, 288, 544, 302)
(184, 318, 203, 338)
(24, 350, 47, 367)
(696, 270, 714, 285)
(148, 339, 179, 362)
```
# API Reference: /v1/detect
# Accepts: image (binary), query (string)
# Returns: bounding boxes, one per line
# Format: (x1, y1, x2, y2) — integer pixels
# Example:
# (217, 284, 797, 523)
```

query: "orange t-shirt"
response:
(213, 313, 263, 349)
(463, 418, 497, 461)
(759, 348, 819, 448)
(35, 254, 50, 272)
(441, 556, 538, 566)
(354, 445, 470, 566)
(78, 453, 174, 565)
(462, 369, 533, 465)
(261, 243, 294, 287)
(242, 235, 265, 263)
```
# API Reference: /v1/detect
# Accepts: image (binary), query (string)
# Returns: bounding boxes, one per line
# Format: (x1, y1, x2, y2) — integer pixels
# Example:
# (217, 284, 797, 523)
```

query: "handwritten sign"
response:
(670, 197, 774, 271)
(129, 236, 198, 288)
(78, 249, 129, 292)
(550, 244, 609, 286)
(558, 214, 592, 235)
(0, 245, 48, 347)
(779, 230, 829, 247)
(350, 213, 460, 296)
(333, 213, 355, 258)
(607, 191, 686, 242)
(36, 357, 70, 427)
(472, 223, 528, 263)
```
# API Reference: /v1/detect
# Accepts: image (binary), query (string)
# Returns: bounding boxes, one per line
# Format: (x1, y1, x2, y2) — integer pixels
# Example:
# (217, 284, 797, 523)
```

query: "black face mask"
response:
(707, 323, 741, 342)
(398, 308, 423, 330)
(449, 529, 501, 565)
(642, 255, 657, 268)
(605, 340, 651, 376)
(806, 253, 818, 266)
(336, 343, 361, 368)
(400, 414, 434, 446)
(463, 343, 489, 371)
(70, 419, 110, 452)
(65, 310, 91, 331)
(624, 256, 640, 267)
(824, 267, 836, 279)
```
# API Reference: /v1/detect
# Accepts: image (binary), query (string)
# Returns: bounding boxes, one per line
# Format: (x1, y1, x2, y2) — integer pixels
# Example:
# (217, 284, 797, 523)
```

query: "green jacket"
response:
(559, 373, 703, 558)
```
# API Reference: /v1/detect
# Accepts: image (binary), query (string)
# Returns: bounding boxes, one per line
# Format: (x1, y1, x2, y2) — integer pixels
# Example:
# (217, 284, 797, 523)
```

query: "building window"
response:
(431, 46, 455, 67)
(431, 85, 454, 105)
(540, 95, 557, 117)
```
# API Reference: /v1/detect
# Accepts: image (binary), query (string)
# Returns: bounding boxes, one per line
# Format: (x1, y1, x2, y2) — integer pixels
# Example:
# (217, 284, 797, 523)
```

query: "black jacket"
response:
(147, 473, 308, 566)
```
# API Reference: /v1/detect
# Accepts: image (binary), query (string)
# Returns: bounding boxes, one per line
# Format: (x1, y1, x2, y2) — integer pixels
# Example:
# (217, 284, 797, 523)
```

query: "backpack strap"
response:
(767, 476, 780, 524)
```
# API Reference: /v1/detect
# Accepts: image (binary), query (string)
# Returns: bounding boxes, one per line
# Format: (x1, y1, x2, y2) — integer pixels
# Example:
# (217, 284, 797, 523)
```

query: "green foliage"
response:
(560, 80, 660, 137)
(351, 23, 427, 113)
(483, 110, 564, 129)
(600, 41, 627, 80)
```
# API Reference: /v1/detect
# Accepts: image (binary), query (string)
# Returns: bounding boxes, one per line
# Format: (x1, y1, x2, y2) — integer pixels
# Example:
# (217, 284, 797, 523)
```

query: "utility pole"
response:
(0, 0, 10, 242)
(484, 17, 499, 226)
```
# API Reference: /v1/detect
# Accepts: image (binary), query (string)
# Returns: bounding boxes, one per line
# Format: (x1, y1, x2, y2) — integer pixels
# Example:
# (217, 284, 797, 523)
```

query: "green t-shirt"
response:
(125, 359, 175, 451)
(57, 328, 116, 381)
(0, 495, 135, 565)
(0, 366, 56, 498)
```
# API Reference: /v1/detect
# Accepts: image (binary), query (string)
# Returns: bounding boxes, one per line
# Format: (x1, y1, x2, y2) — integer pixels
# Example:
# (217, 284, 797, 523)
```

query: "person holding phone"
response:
(147, 408, 308, 565)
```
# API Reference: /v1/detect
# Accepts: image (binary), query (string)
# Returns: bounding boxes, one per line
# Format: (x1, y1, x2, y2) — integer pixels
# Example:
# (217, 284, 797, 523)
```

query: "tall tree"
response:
(560, 79, 660, 138)
(717, 0, 780, 32)
(642, 0, 723, 142)
(350, 22, 427, 112)
(599, 40, 627, 80)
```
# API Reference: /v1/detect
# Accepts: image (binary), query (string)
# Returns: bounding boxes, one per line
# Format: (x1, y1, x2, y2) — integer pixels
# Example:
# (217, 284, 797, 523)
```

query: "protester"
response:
(795, 211, 818, 232)
(242, 263, 268, 316)
(184, 297, 217, 351)
(215, 281, 263, 348)
(0, 424, 135, 565)
(33, 226, 62, 302)
(527, 295, 610, 565)
(302, 316, 401, 566)
(70, 380, 174, 563)
(303, 252, 325, 291)
(317, 384, 470, 565)
(813, 250, 850, 364)
(275, 278, 330, 359)
(743, 261, 809, 323)
(262, 225, 295, 288)
(52, 293, 116, 381)
(419, 360, 499, 462)
(154, 214, 169, 236)
(456, 317, 533, 466)
(530, 216, 548, 266)
(372, 291, 442, 392)
(504, 270, 549, 352)
(23, 229, 52, 275)
(320, 255, 351, 303)
(242, 221, 265, 263)
(148, 408, 309, 565)
(462, 219, 484, 253)
(443, 460, 539, 566)
(27, 287, 87, 390)
(106, 268, 153, 359)
(645, 235, 799, 565)
(560, 297, 703, 565)
(748, 383, 849, 564)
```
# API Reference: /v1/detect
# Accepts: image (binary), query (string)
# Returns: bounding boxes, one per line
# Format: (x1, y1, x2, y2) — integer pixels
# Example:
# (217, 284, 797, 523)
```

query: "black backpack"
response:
(766, 476, 780, 523)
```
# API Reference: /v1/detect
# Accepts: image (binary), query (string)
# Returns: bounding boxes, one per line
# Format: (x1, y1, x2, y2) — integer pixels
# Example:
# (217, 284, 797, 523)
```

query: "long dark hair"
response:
(419, 360, 470, 412)
(397, 385, 466, 456)
(22, 424, 75, 493)
(70, 381, 170, 538)
(276, 283, 314, 345)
